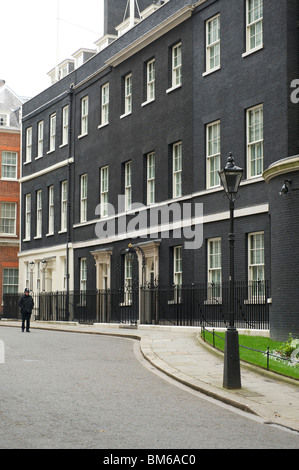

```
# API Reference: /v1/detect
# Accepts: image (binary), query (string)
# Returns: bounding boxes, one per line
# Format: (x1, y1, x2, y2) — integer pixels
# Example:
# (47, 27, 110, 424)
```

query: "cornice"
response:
(106, 5, 195, 68)
(263, 155, 299, 183)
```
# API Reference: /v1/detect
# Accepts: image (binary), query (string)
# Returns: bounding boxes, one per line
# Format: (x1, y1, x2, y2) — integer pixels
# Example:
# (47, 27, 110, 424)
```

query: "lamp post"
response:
(218, 153, 243, 389)
(29, 261, 35, 294)
(41, 259, 48, 292)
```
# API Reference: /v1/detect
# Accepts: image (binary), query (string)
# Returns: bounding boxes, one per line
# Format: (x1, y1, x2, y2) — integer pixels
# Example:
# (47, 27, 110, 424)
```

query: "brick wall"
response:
(0, 130, 21, 312)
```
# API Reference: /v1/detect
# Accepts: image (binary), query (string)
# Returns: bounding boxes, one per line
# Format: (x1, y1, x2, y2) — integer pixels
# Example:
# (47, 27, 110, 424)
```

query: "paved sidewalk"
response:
(1, 320, 299, 433)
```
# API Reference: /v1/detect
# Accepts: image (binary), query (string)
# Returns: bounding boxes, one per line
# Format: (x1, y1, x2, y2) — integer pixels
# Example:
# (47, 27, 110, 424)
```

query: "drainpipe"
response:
(66, 85, 74, 319)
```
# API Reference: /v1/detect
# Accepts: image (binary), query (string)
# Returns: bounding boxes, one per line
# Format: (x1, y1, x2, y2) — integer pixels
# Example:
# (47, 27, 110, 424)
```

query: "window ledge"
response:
(34, 235, 42, 240)
(46, 232, 54, 237)
(59, 143, 68, 148)
(166, 84, 182, 94)
(141, 98, 155, 107)
(120, 111, 132, 120)
(78, 133, 88, 140)
(98, 122, 109, 129)
(204, 299, 222, 305)
(242, 45, 263, 58)
(47, 149, 55, 155)
(0, 233, 17, 238)
(202, 65, 221, 77)
(244, 298, 269, 305)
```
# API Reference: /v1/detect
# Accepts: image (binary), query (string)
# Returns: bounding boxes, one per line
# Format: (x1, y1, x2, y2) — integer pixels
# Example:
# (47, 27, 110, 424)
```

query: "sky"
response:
(1, 0, 104, 99)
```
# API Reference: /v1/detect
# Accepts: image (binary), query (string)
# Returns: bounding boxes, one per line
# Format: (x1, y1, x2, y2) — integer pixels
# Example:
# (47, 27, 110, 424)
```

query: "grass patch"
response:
(201, 330, 299, 380)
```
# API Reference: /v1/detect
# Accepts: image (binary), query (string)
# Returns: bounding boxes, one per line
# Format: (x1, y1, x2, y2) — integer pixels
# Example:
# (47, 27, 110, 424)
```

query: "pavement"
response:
(1, 319, 299, 434)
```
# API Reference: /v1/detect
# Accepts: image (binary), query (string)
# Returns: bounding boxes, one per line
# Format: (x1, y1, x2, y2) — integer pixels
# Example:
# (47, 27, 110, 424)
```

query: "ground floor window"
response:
(3, 268, 19, 294)
(248, 231, 265, 299)
(208, 238, 222, 300)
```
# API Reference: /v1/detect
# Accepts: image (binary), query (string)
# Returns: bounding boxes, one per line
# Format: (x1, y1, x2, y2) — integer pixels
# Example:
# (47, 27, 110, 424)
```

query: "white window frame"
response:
(63, 257, 67, 291)
(208, 238, 222, 301)
(48, 185, 54, 235)
(248, 232, 264, 281)
(147, 152, 155, 205)
(100, 166, 109, 218)
(248, 232, 265, 301)
(81, 96, 88, 136)
(172, 43, 182, 88)
(247, 104, 263, 178)
(25, 194, 31, 241)
(205, 14, 220, 74)
(37, 121, 44, 158)
(80, 174, 88, 223)
(80, 258, 87, 291)
(36, 190, 42, 238)
(245, 0, 263, 54)
(125, 74, 132, 116)
(173, 142, 182, 199)
(0, 202, 17, 235)
(80, 258, 87, 305)
(101, 83, 109, 126)
(61, 180, 68, 232)
(206, 121, 221, 189)
(147, 59, 155, 102)
(3, 268, 19, 294)
(125, 161, 132, 212)
(2, 151, 17, 180)
(49, 114, 56, 152)
(174, 246, 182, 288)
(62, 106, 69, 146)
(124, 252, 134, 305)
(26, 127, 32, 163)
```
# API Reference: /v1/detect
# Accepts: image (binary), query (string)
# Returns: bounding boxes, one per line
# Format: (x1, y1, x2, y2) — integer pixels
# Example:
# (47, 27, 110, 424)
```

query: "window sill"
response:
(59, 143, 68, 148)
(23, 161, 31, 165)
(34, 235, 42, 240)
(244, 298, 267, 305)
(98, 122, 109, 129)
(58, 229, 67, 234)
(0, 233, 17, 238)
(202, 65, 221, 77)
(78, 133, 88, 140)
(166, 84, 182, 94)
(242, 45, 263, 58)
(23, 238, 31, 242)
(141, 98, 155, 107)
(35, 155, 43, 160)
(204, 299, 222, 305)
(47, 149, 55, 155)
(46, 232, 54, 237)
(168, 299, 182, 305)
(120, 111, 132, 120)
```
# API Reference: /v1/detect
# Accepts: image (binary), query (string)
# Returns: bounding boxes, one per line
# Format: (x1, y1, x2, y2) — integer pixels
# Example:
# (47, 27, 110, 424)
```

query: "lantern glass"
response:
(219, 154, 243, 198)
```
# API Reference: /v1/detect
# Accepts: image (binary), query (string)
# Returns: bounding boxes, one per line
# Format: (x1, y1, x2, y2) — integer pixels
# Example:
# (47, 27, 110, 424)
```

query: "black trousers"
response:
(22, 312, 31, 332)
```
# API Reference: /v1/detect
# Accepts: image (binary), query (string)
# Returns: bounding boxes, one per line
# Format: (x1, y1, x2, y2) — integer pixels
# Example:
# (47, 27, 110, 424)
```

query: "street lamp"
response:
(29, 261, 35, 294)
(41, 259, 48, 292)
(218, 153, 243, 389)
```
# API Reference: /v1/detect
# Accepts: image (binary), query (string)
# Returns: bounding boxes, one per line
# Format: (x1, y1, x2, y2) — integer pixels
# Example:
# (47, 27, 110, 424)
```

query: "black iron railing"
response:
(1, 281, 270, 329)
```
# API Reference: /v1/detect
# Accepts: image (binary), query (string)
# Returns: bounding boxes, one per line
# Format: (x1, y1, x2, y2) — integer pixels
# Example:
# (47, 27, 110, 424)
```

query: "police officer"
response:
(19, 288, 34, 332)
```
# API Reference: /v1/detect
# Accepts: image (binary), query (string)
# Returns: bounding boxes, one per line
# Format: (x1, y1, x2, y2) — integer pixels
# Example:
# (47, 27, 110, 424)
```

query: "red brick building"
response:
(0, 80, 27, 313)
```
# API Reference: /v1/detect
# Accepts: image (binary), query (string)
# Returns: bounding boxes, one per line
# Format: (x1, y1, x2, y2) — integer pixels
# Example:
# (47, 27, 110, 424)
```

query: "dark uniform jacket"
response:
(19, 295, 34, 314)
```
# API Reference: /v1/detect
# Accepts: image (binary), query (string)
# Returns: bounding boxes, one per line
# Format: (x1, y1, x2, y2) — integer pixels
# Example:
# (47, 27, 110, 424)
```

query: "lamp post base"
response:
(223, 327, 241, 389)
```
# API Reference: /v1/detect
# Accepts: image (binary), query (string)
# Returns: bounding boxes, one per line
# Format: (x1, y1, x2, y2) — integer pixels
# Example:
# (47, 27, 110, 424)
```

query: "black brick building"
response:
(19, 0, 299, 339)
